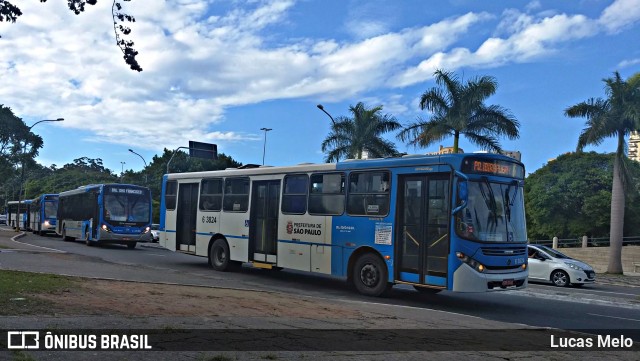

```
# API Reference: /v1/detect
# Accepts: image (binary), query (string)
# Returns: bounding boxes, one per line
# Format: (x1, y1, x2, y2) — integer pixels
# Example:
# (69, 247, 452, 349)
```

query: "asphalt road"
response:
(3, 231, 640, 340)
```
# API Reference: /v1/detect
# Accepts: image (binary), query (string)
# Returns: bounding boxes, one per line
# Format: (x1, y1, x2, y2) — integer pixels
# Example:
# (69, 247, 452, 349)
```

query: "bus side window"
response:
(165, 181, 178, 210)
(282, 174, 308, 214)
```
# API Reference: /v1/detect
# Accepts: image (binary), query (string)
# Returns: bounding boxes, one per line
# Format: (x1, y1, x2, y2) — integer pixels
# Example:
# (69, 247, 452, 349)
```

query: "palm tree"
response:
(398, 69, 520, 153)
(565, 71, 640, 274)
(321, 102, 401, 162)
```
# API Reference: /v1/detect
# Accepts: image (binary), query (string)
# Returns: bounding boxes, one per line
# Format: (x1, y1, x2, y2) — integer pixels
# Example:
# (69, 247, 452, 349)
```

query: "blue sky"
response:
(1, 0, 639, 176)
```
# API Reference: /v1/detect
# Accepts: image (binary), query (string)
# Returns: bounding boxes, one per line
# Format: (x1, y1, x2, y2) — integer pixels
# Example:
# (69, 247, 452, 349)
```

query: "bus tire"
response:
(352, 253, 390, 297)
(209, 239, 235, 272)
(62, 227, 75, 242)
(127, 242, 137, 249)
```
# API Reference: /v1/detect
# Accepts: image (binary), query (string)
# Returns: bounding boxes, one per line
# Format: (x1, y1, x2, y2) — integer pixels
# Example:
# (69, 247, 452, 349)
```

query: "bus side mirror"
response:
(452, 181, 468, 215)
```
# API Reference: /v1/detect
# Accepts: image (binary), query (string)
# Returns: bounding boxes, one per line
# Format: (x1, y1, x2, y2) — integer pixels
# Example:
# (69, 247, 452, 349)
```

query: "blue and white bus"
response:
(159, 153, 528, 296)
(29, 194, 59, 235)
(7, 200, 32, 230)
(56, 184, 152, 248)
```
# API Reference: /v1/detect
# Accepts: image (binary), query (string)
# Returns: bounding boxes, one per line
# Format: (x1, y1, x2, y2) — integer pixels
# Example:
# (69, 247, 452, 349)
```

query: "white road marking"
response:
(587, 313, 640, 322)
(10, 232, 65, 253)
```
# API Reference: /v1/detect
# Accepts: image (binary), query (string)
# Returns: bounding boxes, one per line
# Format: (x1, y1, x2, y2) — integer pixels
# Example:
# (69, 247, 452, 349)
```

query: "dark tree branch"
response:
(0, 0, 142, 71)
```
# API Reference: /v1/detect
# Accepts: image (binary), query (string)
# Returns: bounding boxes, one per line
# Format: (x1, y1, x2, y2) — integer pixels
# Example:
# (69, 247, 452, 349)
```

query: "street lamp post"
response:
(316, 104, 336, 126)
(120, 162, 126, 183)
(316, 104, 340, 163)
(128, 148, 148, 185)
(260, 127, 272, 165)
(16, 118, 64, 232)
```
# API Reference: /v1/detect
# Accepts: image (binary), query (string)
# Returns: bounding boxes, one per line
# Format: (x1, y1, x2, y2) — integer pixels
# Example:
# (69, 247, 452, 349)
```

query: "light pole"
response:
(316, 104, 336, 126)
(128, 148, 148, 185)
(317, 104, 340, 163)
(260, 127, 272, 165)
(16, 118, 64, 231)
(120, 162, 126, 183)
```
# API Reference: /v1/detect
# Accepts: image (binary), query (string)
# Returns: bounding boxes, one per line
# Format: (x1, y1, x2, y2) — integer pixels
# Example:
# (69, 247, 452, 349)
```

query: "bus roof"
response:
(163, 152, 523, 180)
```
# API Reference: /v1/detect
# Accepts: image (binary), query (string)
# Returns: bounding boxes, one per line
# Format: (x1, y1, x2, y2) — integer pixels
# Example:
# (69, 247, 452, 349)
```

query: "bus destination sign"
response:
(462, 157, 524, 179)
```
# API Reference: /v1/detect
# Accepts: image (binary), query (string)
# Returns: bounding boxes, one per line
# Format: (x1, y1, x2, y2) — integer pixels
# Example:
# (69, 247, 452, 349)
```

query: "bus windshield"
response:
(104, 191, 150, 224)
(456, 179, 526, 243)
(44, 201, 58, 218)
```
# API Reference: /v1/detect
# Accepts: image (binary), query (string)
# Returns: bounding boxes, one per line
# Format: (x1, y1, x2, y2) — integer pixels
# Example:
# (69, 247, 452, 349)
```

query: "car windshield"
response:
(456, 179, 527, 243)
(537, 245, 571, 259)
(151, 224, 159, 230)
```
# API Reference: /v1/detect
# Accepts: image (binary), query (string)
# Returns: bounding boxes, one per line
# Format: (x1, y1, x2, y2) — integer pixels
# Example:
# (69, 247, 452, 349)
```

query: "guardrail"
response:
(530, 236, 640, 248)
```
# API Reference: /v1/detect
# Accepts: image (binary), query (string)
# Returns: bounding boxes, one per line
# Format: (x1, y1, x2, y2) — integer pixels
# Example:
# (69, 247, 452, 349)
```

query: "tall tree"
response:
(321, 102, 401, 162)
(565, 71, 640, 274)
(398, 69, 519, 153)
(0, 0, 141, 71)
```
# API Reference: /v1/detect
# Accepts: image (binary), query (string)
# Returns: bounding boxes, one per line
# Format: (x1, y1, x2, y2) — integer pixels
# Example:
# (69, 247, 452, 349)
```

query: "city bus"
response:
(29, 194, 59, 235)
(7, 200, 32, 230)
(56, 184, 152, 248)
(159, 153, 528, 296)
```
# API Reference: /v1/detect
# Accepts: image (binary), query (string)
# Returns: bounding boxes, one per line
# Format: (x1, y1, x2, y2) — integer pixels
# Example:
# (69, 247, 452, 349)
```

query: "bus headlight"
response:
(101, 224, 111, 232)
(44, 220, 50, 227)
(143, 227, 150, 234)
(457, 251, 485, 273)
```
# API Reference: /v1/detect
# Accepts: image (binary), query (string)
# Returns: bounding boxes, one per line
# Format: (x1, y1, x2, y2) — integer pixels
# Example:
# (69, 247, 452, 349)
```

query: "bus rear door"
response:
(176, 183, 199, 252)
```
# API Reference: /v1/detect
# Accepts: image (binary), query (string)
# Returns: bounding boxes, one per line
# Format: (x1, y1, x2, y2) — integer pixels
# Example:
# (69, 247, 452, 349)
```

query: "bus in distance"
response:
(29, 194, 59, 236)
(159, 153, 528, 296)
(7, 200, 32, 230)
(56, 184, 152, 249)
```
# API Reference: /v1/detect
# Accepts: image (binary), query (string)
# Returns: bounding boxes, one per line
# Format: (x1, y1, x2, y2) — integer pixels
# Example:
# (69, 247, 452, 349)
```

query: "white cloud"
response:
(598, 0, 640, 33)
(391, 9, 601, 87)
(1, 0, 639, 154)
(618, 58, 640, 68)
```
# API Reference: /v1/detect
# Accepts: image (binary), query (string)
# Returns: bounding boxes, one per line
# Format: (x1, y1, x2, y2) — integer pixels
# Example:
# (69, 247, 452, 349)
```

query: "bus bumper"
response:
(97, 229, 151, 244)
(452, 264, 528, 292)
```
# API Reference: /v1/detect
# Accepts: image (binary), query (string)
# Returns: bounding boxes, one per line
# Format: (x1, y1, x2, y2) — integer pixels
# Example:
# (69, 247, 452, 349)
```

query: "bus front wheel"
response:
(127, 242, 137, 249)
(352, 253, 390, 297)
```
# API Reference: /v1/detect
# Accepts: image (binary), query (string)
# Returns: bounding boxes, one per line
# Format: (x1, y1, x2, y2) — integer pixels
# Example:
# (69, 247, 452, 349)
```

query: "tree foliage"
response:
(0, 0, 141, 71)
(321, 102, 401, 162)
(524, 152, 640, 240)
(397, 69, 520, 153)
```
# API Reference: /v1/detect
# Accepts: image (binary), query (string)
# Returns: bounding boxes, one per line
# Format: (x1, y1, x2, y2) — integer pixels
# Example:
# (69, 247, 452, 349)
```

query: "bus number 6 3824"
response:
(202, 216, 217, 224)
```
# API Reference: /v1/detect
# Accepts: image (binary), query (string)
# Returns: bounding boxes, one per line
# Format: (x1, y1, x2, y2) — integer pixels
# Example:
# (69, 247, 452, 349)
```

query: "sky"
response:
(1, 0, 639, 177)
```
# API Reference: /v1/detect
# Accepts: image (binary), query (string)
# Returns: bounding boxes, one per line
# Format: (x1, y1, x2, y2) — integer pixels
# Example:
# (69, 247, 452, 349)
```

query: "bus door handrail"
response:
(451, 171, 469, 215)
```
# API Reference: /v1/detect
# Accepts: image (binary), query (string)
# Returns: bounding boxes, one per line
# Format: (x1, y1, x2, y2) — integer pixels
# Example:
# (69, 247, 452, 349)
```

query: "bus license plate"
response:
(502, 279, 514, 287)
(123, 238, 130, 241)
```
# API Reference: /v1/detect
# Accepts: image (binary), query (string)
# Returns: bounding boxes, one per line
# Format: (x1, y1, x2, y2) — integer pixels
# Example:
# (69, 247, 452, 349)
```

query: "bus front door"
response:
(396, 174, 450, 289)
(249, 180, 280, 264)
(176, 183, 199, 253)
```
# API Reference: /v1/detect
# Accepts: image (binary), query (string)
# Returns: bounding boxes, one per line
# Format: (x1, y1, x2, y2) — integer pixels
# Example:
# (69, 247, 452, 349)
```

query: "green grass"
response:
(0, 270, 77, 315)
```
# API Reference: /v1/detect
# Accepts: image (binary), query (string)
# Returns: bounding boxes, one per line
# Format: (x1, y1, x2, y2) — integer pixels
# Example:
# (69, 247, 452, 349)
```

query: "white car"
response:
(527, 244, 596, 287)
(150, 224, 160, 243)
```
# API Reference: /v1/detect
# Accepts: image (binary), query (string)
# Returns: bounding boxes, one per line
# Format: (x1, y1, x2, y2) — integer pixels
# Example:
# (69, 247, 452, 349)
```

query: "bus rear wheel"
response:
(352, 253, 390, 297)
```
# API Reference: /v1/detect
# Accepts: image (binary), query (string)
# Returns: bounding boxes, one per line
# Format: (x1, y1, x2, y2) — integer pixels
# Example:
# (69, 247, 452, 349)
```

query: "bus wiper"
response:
(504, 180, 519, 223)
(480, 177, 498, 227)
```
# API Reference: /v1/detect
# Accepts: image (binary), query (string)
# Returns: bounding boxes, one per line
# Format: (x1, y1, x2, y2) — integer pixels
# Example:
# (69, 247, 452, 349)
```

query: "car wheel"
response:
(352, 253, 391, 297)
(551, 270, 570, 287)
